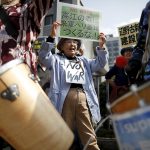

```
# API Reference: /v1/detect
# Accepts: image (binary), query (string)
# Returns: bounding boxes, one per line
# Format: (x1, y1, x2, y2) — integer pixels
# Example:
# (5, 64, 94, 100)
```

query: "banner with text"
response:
(118, 22, 139, 48)
(112, 106, 150, 150)
(57, 2, 100, 41)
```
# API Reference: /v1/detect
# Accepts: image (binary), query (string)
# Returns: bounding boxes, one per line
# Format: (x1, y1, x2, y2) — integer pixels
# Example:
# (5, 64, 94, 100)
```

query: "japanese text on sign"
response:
(57, 2, 100, 41)
(118, 22, 139, 48)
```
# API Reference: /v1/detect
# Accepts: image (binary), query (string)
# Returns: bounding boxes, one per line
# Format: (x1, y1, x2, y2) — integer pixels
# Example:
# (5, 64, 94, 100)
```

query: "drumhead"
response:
(110, 81, 150, 113)
(0, 59, 24, 75)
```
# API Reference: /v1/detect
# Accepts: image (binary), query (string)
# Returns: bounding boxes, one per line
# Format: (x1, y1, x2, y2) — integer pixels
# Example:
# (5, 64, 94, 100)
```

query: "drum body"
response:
(0, 59, 73, 150)
(110, 82, 150, 114)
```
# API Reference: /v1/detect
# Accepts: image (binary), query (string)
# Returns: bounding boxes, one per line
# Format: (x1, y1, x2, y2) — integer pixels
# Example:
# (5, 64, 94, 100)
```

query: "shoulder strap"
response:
(0, 5, 19, 37)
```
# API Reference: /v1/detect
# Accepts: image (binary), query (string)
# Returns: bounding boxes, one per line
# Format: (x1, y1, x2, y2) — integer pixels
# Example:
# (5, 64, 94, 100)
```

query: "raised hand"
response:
(98, 32, 106, 49)
(50, 21, 61, 38)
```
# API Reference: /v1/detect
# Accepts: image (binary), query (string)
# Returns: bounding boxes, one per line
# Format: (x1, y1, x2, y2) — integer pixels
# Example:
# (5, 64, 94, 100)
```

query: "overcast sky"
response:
(81, 0, 149, 36)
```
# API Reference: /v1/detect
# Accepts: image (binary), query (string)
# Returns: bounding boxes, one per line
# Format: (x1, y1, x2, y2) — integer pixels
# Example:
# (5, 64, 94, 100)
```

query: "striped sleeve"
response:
(29, 0, 54, 28)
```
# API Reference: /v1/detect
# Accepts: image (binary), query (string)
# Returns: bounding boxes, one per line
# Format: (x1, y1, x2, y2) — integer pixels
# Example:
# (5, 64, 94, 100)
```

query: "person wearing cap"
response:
(105, 47, 133, 103)
(38, 21, 108, 150)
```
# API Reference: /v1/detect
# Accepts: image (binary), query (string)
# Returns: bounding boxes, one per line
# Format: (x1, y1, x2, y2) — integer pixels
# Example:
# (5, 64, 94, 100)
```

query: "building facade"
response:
(105, 34, 121, 68)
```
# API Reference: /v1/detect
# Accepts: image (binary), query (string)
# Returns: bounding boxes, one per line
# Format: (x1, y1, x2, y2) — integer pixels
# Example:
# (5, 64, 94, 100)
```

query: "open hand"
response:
(98, 33, 106, 49)
(50, 21, 61, 38)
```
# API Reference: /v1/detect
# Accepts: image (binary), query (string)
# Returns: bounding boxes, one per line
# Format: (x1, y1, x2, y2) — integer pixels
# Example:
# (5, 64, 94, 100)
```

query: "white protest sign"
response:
(118, 22, 139, 48)
(65, 59, 85, 84)
(57, 2, 100, 41)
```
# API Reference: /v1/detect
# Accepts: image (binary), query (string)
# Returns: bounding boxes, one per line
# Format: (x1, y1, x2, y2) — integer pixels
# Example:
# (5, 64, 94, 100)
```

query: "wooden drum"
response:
(0, 59, 73, 150)
(110, 81, 150, 114)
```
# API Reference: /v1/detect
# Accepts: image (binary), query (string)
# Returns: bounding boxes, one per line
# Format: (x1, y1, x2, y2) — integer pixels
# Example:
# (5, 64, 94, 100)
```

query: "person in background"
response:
(0, 0, 53, 76)
(126, 1, 150, 84)
(38, 21, 108, 150)
(120, 47, 133, 62)
(105, 47, 133, 103)
(37, 62, 51, 95)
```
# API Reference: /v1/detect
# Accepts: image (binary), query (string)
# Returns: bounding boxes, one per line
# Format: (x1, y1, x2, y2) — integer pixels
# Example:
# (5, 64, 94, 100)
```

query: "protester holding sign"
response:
(38, 21, 108, 150)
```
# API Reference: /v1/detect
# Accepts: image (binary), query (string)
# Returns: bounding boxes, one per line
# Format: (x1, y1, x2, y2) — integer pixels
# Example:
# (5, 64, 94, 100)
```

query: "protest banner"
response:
(112, 106, 150, 150)
(118, 22, 139, 48)
(57, 2, 100, 41)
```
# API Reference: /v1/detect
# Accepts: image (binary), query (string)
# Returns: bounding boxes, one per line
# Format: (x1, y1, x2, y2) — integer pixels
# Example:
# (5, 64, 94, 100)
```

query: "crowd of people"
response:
(1, 0, 150, 149)
(105, 1, 150, 103)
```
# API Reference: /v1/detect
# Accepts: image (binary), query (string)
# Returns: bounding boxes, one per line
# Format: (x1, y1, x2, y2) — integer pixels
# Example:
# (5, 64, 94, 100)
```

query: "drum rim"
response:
(0, 59, 24, 75)
(110, 81, 150, 108)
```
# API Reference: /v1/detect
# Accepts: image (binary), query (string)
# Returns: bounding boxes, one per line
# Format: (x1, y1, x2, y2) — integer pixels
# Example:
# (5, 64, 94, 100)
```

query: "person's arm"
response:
(38, 41, 55, 69)
(38, 21, 61, 69)
(125, 4, 149, 84)
(88, 33, 108, 73)
(105, 66, 117, 87)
